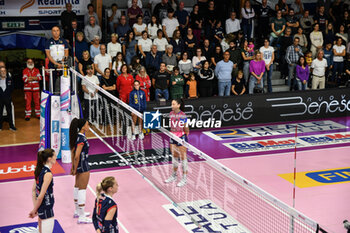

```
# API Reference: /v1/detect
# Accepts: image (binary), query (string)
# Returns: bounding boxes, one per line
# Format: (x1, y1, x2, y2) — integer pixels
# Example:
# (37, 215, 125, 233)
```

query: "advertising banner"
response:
(60, 74, 71, 163)
(147, 88, 350, 128)
(51, 95, 61, 158)
(0, 0, 88, 17)
(39, 91, 50, 151)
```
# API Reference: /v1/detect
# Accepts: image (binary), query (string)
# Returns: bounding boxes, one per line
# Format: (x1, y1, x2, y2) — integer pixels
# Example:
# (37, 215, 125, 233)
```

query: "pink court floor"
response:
(0, 117, 349, 233)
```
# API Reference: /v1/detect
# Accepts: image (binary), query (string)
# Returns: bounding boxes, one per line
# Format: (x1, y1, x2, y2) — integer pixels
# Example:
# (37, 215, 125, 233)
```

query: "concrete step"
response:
(264, 78, 286, 86)
(271, 71, 281, 80)
(271, 85, 290, 92)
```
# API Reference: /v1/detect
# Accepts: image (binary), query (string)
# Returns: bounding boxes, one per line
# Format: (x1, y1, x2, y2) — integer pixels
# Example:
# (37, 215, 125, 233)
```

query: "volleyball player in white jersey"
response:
(165, 99, 189, 187)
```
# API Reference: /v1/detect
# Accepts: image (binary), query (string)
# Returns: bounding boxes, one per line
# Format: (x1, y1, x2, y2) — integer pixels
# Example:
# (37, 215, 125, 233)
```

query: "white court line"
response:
(87, 184, 130, 233)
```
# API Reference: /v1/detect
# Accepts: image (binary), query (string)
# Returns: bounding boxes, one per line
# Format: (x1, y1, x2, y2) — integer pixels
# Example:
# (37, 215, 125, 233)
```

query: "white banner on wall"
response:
(0, 0, 88, 17)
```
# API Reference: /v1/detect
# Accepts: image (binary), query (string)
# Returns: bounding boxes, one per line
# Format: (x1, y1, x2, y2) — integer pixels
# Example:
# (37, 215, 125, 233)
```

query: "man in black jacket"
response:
(0, 67, 16, 131)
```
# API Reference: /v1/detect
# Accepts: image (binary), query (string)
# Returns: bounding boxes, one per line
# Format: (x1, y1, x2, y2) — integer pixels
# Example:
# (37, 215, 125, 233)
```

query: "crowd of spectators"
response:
(3, 0, 349, 126)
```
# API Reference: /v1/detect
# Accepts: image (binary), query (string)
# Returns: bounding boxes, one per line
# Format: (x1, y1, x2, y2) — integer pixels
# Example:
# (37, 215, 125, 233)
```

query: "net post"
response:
(42, 66, 46, 91)
(49, 69, 53, 93)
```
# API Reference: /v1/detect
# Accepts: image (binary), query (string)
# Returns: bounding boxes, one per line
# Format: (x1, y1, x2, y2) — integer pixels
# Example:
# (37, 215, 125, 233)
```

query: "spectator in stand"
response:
(108, 4, 121, 34)
(84, 16, 102, 44)
(107, 34, 122, 60)
(61, 3, 77, 40)
(342, 11, 350, 32)
(65, 19, 80, 47)
(211, 45, 223, 68)
(175, 1, 189, 37)
(260, 39, 275, 93)
(198, 60, 214, 97)
(256, 0, 272, 41)
(0, 67, 16, 131)
(186, 72, 198, 98)
(270, 10, 286, 46)
(291, 0, 304, 18)
(75, 32, 89, 64)
(241, 0, 255, 39)
(94, 44, 112, 81)
(84, 4, 99, 26)
(249, 51, 265, 94)
(81, 65, 99, 120)
(128, 0, 143, 27)
(279, 26, 294, 71)
(285, 37, 303, 89)
(344, 55, 350, 84)
(241, 39, 254, 84)
(215, 51, 234, 96)
(154, 0, 172, 23)
(22, 58, 42, 120)
(202, 39, 213, 61)
(204, 1, 217, 40)
(227, 41, 241, 78)
(133, 15, 147, 41)
(116, 16, 131, 44)
(225, 11, 241, 36)
(145, 45, 162, 77)
(336, 25, 348, 44)
(316, 0, 332, 15)
(90, 35, 101, 61)
(329, 0, 343, 30)
(117, 64, 134, 103)
(275, 0, 289, 16)
(313, 6, 328, 32)
(286, 9, 300, 35)
(231, 70, 246, 95)
(123, 31, 137, 65)
(130, 56, 142, 78)
(184, 27, 197, 58)
(128, 0, 143, 8)
(170, 29, 184, 57)
(332, 37, 346, 85)
(79, 50, 94, 76)
(113, 52, 126, 76)
(170, 66, 185, 99)
(101, 68, 117, 97)
(323, 42, 334, 79)
(162, 44, 177, 73)
(213, 21, 225, 45)
(323, 23, 336, 46)
(192, 48, 206, 73)
(299, 10, 314, 36)
(153, 30, 169, 55)
(162, 8, 179, 42)
(294, 27, 308, 53)
(129, 80, 146, 140)
(310, 23, 324, 58)
(138, 31, 153, 61)
(153, 62, 170, 101)
(148, 15, 162, 40)
(311, 49, 328, 89)
(149, 0, 162, 13)
(295, 56, 309, 90)
(178, 51, 193, 80)
(190, 4, 203, 44)
(135, 66, 151, 101)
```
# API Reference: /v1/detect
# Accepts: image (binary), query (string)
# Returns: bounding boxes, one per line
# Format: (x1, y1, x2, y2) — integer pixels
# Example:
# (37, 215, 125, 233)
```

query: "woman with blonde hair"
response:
(92, 177, 119, 233)
(135, 66, 151, 101)
(107, 33, 122, 59)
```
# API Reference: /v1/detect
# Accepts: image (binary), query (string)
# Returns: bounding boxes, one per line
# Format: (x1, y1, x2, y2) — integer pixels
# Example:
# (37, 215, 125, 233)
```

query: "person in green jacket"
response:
(170, 66, 185, 100)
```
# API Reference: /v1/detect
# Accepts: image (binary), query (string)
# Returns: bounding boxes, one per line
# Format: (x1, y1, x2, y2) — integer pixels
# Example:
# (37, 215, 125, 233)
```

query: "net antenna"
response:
(70, 68, 321, 233)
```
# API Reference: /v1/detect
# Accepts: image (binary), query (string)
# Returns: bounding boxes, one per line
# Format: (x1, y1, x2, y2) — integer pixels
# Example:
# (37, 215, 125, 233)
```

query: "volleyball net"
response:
(70, 68, 323, 233)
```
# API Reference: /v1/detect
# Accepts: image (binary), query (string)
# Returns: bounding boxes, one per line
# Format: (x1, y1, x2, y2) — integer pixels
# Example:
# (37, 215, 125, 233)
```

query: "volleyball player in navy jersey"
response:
(165, 99, 189, 187)
(69, 118, 92, 223)
(29, 148, 56, 233)
(93, 176, 119, 233)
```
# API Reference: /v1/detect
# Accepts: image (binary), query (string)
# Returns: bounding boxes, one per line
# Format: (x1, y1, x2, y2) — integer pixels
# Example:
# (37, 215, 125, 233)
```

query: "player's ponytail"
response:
(96, 182, 103, 199)
(34, 149, 55, 180)
(69, 118, 87, 151)
(96, 177, 117, 213)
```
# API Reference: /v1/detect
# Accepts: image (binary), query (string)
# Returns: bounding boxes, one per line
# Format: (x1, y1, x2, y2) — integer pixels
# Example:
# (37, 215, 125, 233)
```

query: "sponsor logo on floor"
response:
(0, 161, 65, 181)
(88, 148, 172, 170)
(224, 132, 350, 153)
(279, 167, 350, 188)
(0, 220, 64, 232)
(203, 120, 348, 140)
(163, 199, 251, 233)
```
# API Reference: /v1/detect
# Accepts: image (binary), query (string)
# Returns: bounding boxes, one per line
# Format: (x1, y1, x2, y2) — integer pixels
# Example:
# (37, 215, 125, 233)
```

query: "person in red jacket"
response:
(116, 64, 134, 103)
(22, 59, 42, 120)
(135, 66, 151, 101)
